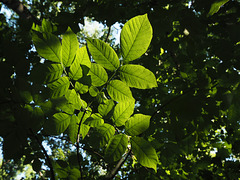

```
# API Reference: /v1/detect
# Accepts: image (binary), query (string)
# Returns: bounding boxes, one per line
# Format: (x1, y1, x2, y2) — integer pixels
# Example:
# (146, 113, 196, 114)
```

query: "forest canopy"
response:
(1, 0, 240, 179)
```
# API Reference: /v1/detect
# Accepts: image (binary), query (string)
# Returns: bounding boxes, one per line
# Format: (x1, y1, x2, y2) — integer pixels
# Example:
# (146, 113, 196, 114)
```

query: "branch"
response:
(104, 149, 132, 180)
(0, 0, 41, 25)
(30, 129, 55, 180)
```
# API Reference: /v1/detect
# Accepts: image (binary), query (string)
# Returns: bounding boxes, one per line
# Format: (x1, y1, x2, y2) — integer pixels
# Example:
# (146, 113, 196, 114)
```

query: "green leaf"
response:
(42, 19, 52, 33)
(107, 80, 134, 102)
(105, 134, 128, 162)
(125, 114, 150, 136)
(69, 47, 91, 80)
(53, 113, 71, 134)
(95, 123, 115, 148)
(113, 100, 135, 127)
(84, 113, 104, 127)
(65, 89, 82, 110)
(75, 82, 88, 94)
(98, 99, 115, 117)
(19, 91, 33, 103)
(89, 63, 108, 86)
(32, 32, 62, 63)
(86, 38, 119, 71)
(131, 137, 158, 171)
(120, 14, 152, 62)
(207, 0, 229, 17)
(89, 86, 99, 97)
(48, 76, 70, 98)
(119, 64, 157, 89)
(62, 27, 78, 67)
(45, 63, 63, 83)
(68, 115, 90, 143)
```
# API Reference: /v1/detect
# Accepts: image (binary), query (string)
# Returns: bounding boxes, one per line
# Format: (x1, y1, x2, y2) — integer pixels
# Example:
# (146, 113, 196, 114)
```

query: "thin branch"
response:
(76, 109, 88, 180)
(81, 146, 104, 159)
(104, 149, 132, 180)
(30, 129, 55, 180)
(0, 0, 41, 25)
(105, 26, 111, 43)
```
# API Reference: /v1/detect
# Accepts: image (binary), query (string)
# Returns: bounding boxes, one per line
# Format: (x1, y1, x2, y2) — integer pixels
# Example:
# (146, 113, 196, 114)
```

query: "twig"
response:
(104, 149, 132, 179)
(30, 129, 55, 180)
(105, 26, 111, 43)
(81, 146, 104, 159)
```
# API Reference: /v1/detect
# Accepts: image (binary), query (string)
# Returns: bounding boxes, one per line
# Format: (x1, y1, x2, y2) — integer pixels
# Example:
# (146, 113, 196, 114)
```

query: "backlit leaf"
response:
(69, 47, 91, 80)
(45, 63, 63, 83)
(53, 113, 71, 134)
(68, 115, 90, 143)
(62, 27, 78, 67)
(84, 113, 104, 127)
(89, 63, 108, 86)
(107, 80, 134, 102)
(75, 82, 88, 94)
(65, 89, 82, 110)
(48, 76, 70, 98)
(121, 14, 152, 62)
(119, 64, 157, 89)
(208, 0, 229, 17)
(131, 137, 158, 171)
(105, 134, 128, 162)
(125, 114, 150, 136)
(113, 100, 135, 127)
(87, 38, 119, 71)
(95, 123, 115, 148)
(98, 99, 115, 117)
(32, 32, 62, 63)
